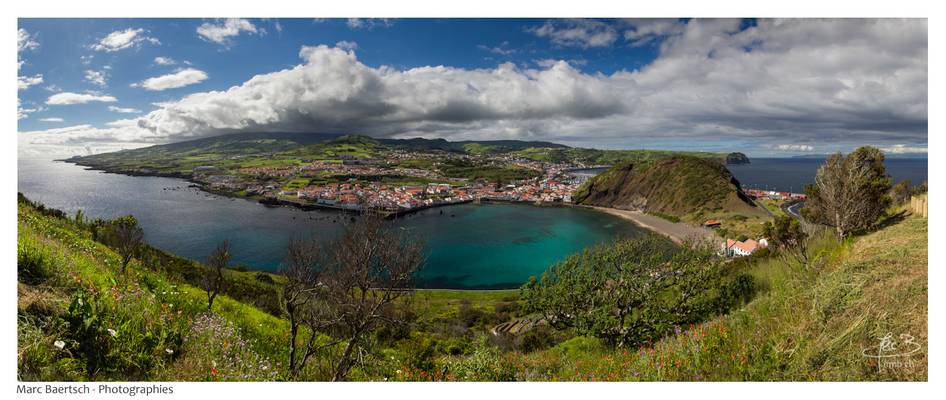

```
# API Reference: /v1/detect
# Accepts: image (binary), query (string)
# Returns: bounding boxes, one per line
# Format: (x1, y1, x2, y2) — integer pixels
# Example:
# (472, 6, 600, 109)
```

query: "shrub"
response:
(18, 241, 54, 285)
(254, 272, 274, 284)
(447, 340, 516, 381)
(522, 235, 755, 347)
(555, 336, 604, 358)
(519, 325, 556, 353)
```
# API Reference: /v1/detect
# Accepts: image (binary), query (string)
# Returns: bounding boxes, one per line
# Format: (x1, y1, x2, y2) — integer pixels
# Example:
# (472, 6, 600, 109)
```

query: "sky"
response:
(16, 18, 928, 158)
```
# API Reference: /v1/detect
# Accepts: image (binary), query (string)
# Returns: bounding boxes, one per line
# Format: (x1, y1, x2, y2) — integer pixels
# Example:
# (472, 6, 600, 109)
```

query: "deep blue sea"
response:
(728, 157, 927, 193)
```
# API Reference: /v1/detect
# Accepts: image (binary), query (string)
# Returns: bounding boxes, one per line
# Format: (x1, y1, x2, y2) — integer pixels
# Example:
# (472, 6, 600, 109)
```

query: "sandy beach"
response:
(587, 206, 716, 245)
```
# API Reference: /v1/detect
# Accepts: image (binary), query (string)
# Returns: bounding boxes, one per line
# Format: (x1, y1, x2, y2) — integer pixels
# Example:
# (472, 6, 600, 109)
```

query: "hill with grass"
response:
(66, 132, 735, 181)
(16, 193, 927, 381)
(573, 156, 764, 223)
(509, 210, 928, 381)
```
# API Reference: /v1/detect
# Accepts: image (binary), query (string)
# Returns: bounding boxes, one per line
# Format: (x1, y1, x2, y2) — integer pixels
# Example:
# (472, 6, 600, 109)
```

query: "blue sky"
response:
(17, 18, 928, 157)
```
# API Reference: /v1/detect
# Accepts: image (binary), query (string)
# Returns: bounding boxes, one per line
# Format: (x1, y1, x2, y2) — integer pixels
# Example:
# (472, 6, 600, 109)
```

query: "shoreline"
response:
(55, 159, 712, 290)
(583, 206, 716, 245)
(63, 159, 712, 245)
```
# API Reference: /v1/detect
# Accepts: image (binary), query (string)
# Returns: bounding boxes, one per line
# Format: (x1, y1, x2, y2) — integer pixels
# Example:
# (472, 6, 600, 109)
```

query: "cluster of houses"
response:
(277, 175, 579, 212)
(743, 188, 807, 201)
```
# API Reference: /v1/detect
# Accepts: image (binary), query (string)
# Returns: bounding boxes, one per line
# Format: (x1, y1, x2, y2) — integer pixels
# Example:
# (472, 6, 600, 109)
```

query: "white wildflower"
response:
(107, 328, 117, 337)
(165, 348, 174, 355)
(53, 340, 65, 350)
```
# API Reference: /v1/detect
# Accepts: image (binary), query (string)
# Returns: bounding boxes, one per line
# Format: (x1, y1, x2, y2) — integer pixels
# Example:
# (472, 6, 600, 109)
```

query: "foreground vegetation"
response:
(17, 186, 926, 381)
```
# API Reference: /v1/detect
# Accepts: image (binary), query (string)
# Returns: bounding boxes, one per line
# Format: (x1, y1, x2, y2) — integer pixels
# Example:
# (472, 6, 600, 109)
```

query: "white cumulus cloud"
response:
(527, 19, 619, 48)
(46, 92, 118, 105)
(775, 144, 814, 152)
(85, 69, 108, 87)
(18, 28, 39, 53)
(335, 40, 358, 51)
(133, 68, 209, 91)
(197, 18, 259, 45)
(18, 74, 44, 90)
(346, 18, 394, 30)
(108, 106, 142, 114)
(91, 28, 160, 52)
(881, 144, 927, 154)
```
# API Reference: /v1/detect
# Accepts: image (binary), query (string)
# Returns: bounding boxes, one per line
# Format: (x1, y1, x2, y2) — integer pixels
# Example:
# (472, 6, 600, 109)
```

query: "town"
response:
(191, 151, 591, 214)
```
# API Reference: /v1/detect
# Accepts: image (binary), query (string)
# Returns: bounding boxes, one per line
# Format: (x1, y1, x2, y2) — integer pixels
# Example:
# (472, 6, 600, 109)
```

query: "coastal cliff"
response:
(573, 156, 759, 220)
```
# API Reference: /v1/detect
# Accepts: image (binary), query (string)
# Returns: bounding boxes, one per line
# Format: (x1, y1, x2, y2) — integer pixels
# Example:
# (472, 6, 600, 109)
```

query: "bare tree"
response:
(278, 214, 424, 381)
(105, 216, 144, 274)
(280, 238, 339, 379)
(204, 240, 230, 312)
(324, 214, 424, 381)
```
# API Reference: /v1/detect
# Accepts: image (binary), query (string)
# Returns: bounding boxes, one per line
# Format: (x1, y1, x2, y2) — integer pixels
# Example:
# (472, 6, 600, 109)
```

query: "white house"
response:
(722, 238, 768, 257)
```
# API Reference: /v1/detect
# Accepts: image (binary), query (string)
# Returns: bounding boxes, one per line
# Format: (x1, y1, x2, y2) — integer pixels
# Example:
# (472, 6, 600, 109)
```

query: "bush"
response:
(522, 235, 755, 347)
(447, 340, 516, 381)
(18, 241, 54, 285)
(254, 272, 274, 284)
(519, 325, 556, 353)
(555, 336, 604, 358)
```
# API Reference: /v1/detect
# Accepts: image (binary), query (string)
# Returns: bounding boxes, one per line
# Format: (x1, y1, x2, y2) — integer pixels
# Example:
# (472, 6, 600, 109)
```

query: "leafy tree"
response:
(890, 180, 913, 205)
(803, 146, 891, 238)
(103, 216, 144, 273)
(521, 236, 751, 347)
(762, 215, 810, 267)
(204, 240, 230, 312)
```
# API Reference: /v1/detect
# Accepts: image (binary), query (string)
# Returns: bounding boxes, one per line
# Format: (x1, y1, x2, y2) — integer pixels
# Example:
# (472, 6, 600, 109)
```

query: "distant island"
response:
(726, 152, 751, 164)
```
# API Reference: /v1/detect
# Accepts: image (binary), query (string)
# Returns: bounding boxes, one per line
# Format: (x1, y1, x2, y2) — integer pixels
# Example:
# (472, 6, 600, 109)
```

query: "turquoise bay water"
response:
(17, 159, 645, 289)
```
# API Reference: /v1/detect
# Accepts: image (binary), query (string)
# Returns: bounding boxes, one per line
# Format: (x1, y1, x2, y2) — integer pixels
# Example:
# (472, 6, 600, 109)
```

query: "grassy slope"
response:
(573, 156, 768, 237)
(17, 201, 289, 381)
(509, 213, 927, 381)
(18, 195, 926, 381)
(16, 198, 514, 381)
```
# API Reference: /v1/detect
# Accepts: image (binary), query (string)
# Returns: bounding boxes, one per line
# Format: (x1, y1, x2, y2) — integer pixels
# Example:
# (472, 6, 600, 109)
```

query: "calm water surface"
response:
(18, 158, 645, 289)
(728, 158, 927, 192)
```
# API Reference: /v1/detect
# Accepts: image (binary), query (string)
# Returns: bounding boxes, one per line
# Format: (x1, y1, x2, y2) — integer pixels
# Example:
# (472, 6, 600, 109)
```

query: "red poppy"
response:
(211, 367, 219, 376)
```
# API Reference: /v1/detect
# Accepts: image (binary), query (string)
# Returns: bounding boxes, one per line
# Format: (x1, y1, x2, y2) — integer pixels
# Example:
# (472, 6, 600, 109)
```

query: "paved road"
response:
(786, 201, 805, 219)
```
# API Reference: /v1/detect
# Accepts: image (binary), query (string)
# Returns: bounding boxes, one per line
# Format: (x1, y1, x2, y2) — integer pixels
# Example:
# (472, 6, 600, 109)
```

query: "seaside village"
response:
(192, 157, 807, 260)
(193, 155, 587, 212)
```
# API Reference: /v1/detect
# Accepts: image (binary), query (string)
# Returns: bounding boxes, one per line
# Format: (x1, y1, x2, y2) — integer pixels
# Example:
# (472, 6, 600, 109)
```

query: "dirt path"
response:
(587, 206, 716, 245)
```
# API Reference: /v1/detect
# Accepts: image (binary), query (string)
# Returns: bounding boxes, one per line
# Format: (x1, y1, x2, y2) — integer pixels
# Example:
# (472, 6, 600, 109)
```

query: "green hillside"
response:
(18, 193, 925, 381)
(574, 156, 766, 228)
(508, 210, 928, 381)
